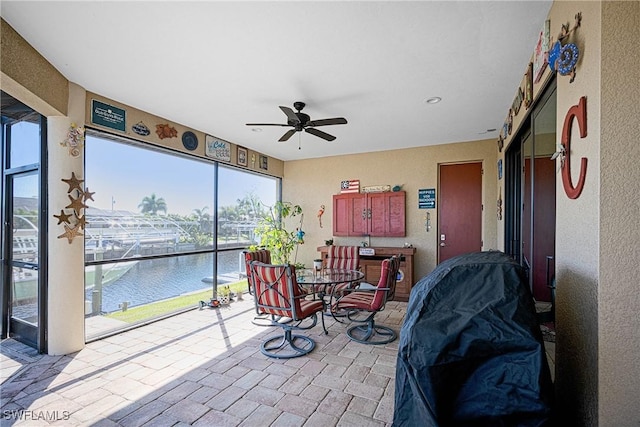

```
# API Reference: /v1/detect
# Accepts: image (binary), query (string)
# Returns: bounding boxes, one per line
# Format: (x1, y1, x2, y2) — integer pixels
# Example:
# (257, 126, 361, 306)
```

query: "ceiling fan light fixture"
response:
(424, 96, 442, 105)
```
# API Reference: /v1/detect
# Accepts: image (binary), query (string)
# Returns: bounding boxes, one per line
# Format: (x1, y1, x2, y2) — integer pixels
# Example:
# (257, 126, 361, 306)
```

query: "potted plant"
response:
(218, 285, 231, 305)
(251, 201, 304, 265)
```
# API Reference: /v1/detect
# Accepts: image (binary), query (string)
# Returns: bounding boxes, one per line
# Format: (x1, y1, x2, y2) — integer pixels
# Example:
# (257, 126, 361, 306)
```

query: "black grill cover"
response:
(393, 251, 553, 426)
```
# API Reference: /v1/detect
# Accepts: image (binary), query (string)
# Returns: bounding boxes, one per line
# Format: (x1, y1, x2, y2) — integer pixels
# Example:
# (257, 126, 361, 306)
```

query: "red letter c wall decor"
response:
(561, 96, 588, 199)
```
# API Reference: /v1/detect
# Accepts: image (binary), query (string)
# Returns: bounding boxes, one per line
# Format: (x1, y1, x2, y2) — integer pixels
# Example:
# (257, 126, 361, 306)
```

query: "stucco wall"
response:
(551, 1, 601, 424)
(599, 2, 640, 425)
(282, 139, 498, 281)
(1, 18, 67, 116)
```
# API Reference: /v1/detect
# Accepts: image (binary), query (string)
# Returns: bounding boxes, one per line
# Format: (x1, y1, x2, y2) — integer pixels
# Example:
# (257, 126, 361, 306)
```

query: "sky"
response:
(85, 134, 278, 216)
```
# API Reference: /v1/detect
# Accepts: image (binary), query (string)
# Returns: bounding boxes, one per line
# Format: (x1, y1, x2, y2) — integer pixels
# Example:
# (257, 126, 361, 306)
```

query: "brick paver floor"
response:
(1, 298, 406, 426)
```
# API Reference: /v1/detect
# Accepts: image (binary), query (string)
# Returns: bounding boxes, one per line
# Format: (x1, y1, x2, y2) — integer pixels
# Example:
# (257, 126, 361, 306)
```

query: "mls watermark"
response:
(2, 409, 71, 421)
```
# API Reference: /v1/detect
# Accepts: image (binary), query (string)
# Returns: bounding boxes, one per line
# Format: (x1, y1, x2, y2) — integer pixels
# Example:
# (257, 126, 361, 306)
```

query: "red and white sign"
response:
(340, 179, 360, 193)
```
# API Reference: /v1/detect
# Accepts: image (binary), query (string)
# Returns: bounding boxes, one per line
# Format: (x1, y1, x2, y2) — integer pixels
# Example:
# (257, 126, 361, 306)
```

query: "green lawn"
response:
(105, 279, 248, 323)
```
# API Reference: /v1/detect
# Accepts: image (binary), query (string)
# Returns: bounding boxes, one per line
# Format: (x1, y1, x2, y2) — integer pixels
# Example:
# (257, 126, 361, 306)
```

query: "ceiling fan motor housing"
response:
(291, 112, 310, 129)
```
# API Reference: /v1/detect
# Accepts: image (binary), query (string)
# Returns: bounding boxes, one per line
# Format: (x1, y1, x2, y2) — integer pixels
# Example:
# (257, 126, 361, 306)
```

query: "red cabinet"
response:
(333, 191, 405, 237)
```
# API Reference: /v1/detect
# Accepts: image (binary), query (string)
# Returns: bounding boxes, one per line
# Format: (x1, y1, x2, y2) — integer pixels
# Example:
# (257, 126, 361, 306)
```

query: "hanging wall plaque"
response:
(205, 135, 231, 161)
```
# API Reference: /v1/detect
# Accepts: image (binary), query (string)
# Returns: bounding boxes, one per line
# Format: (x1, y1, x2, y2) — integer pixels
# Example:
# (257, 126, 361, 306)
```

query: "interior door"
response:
(438, 162, 483, 263)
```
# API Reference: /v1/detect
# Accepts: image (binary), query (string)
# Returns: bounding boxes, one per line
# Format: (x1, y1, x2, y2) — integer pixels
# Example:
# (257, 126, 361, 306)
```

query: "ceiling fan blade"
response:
(279, 129, 297, 142)
(307, 117, 348, 127)
(305, 127, 336, 141)
(245, 123, 290, 127)
(279, 106, 301, 125)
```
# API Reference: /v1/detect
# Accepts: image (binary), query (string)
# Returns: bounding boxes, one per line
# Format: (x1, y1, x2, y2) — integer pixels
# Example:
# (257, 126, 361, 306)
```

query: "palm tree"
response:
(138, 193, 167, 215)
(192, 206, 211, 233)
(236, 191, 266, 221)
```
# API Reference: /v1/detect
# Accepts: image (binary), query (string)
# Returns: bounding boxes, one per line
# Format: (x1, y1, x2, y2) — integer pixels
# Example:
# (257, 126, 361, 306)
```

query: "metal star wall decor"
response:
(58, 223, 83, 244)
(61, 172, 84, 193)
(53, 209, 73, 225)
(66, 194, 88, 216)
(56, 172, 94, 243)
(76, 214, 88, 230)
(83, 187, 95, 202)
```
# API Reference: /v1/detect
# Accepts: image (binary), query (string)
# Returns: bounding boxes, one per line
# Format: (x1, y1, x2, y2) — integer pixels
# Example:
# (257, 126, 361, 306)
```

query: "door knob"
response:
(440, 242, 446, 247)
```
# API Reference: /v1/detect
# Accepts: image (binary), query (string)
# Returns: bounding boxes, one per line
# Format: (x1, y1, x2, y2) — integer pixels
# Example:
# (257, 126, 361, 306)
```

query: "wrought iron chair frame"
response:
(250, 261, 327, 358)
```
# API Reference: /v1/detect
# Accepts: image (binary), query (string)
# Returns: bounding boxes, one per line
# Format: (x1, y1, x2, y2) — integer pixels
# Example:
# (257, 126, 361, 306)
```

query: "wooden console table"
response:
(316, 246, 416, 301)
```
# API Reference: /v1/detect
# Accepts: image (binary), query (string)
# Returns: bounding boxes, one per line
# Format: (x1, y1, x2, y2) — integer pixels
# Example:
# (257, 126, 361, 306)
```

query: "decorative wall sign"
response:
(259, 155, 268, 170)
(512, 87, 524, 116)
(155, 124, 178, 139)
(418, 188, 436, 209)
(91, 99, 126, 132)
(524, 62, 534, 109)
(237, 146, 248, 167)
(498, 159, 503, 180)
(497, 136, 504, 152)
(549, 13, 582, 83)
(497, 189, 503, 220)
(533, 20, 551, 83)
(60, 123, 85, 157)
(340, 179, 360, 194)
(131, 121, 151, 136)
(182, 131, 198, 151)
(362, 185, 391, 193)
(205, 135, 231, 161)
(560, 96, 588, 199)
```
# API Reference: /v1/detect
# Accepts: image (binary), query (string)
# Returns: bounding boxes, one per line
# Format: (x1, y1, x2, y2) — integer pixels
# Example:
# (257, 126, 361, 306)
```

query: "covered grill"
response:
(393, 251, 553, 426)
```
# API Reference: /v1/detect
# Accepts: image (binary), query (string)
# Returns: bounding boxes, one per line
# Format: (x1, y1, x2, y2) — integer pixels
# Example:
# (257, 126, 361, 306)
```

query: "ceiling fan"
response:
(246, 101, 347, 142)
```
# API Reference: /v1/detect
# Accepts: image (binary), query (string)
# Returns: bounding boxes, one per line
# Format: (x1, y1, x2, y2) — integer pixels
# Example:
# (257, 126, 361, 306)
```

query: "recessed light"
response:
(424, 97, 442, 104)
(251, 128, 262, 132)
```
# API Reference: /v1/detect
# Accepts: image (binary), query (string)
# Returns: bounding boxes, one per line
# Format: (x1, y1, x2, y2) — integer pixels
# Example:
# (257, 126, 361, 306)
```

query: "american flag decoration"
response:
(340, 179, 360, 194)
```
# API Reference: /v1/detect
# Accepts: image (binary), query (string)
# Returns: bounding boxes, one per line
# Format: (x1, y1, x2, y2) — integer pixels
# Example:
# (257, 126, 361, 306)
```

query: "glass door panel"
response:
(2, 91, 44, 349)
(10, 172, 40, 336)
(522, 132, 533, 286)
(531, 90, 557, 301)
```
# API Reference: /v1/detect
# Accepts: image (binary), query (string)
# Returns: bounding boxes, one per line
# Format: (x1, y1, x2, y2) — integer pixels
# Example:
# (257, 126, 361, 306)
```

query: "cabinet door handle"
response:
(362, 208, 367, 219)
(367, 208, 372, 219)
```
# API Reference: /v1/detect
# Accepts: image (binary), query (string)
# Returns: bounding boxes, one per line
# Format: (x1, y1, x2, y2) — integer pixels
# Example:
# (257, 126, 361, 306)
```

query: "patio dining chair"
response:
(319, 245, 361, 302)
(331, 255, 400, 344)
(243, 249, 286, 327)
(243, 249, 272, 296)
(250, 261, 327, 358)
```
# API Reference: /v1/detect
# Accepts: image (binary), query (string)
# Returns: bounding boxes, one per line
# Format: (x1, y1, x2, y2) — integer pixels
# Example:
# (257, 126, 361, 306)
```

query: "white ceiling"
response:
(2, 1, 552, 161)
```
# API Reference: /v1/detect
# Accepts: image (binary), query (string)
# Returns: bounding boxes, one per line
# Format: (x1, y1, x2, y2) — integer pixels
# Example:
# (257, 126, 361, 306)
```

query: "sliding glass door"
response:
(505, 81, 556, 302)
(1, 91, 47, 351)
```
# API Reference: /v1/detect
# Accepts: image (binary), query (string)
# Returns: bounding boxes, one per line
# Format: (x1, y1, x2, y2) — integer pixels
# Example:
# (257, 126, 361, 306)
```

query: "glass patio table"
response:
(295, 268, 364, 302)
